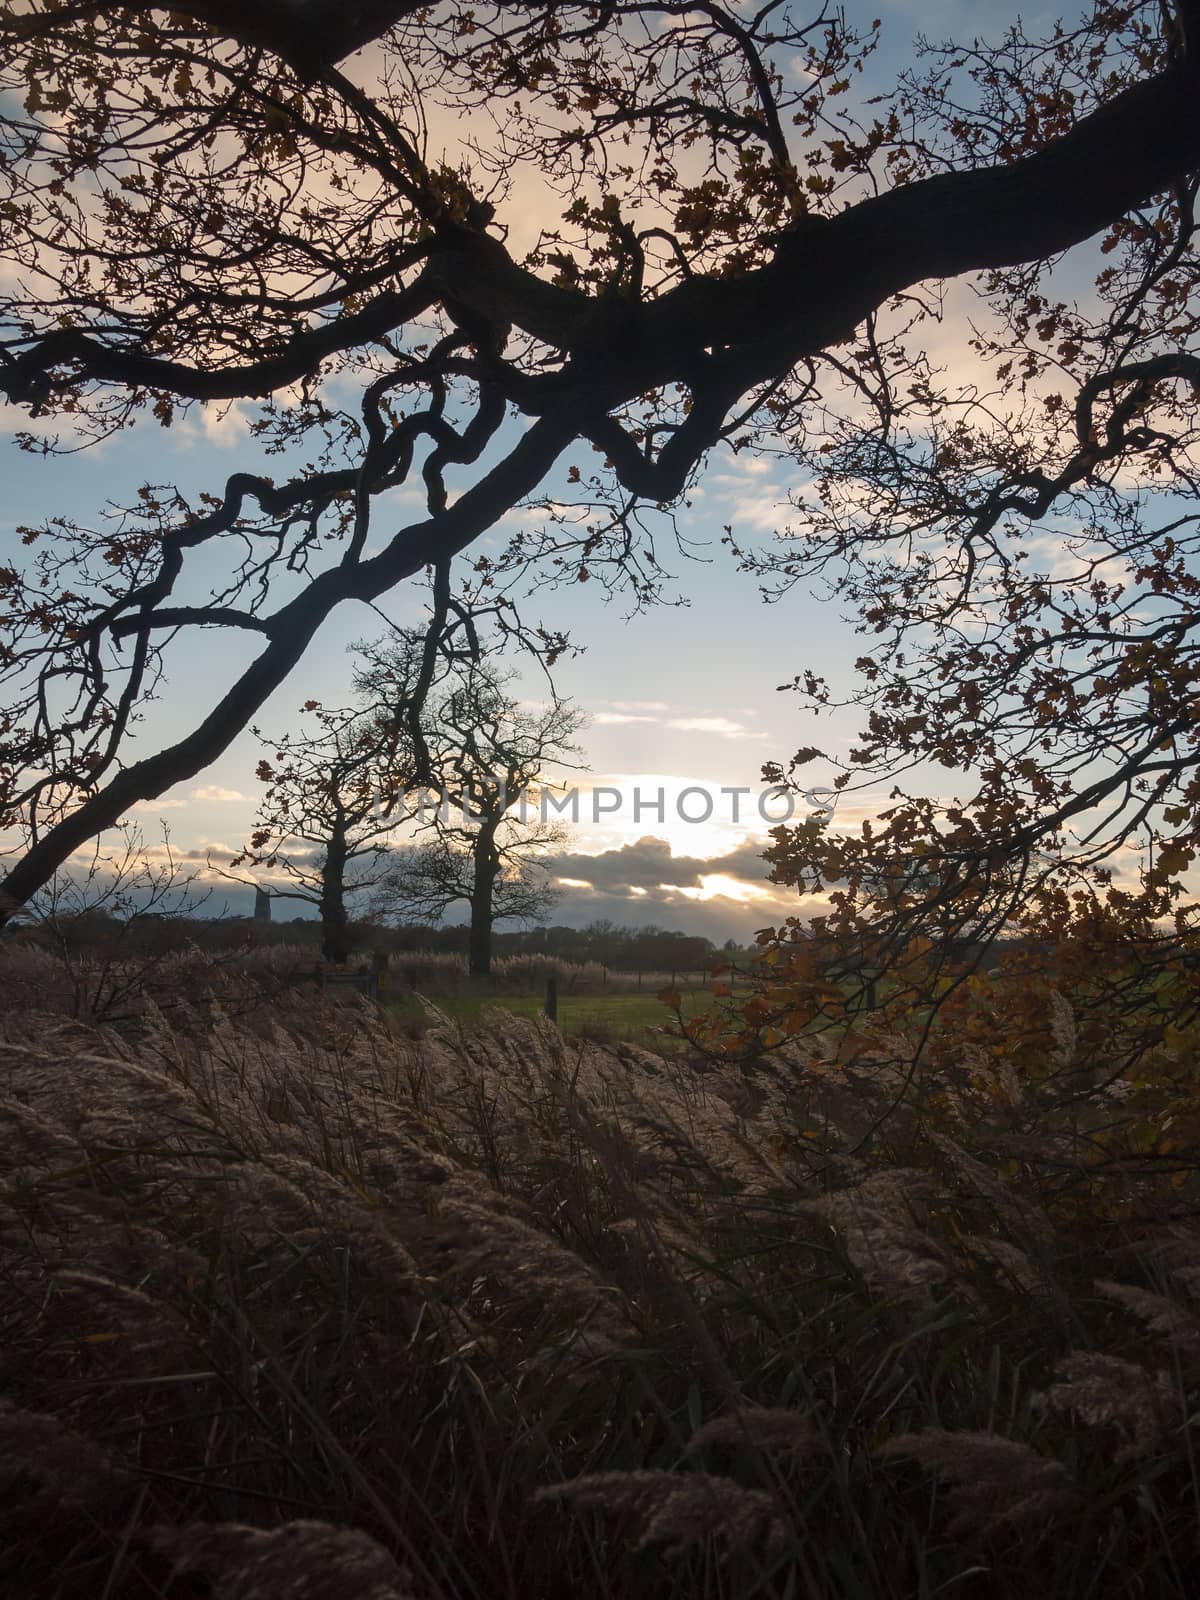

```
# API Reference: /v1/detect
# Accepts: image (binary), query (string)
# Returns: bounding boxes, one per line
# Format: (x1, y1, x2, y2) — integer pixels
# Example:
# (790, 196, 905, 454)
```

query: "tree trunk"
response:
(320, 820, 350, 965)
(468, 824, 499, 979)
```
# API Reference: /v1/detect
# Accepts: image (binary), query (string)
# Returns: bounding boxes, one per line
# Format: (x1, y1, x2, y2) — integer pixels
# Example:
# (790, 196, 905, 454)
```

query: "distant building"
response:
(253, 887, 271, 923)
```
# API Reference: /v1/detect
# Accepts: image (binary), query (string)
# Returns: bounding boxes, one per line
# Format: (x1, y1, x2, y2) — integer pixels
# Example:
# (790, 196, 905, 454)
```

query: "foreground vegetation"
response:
(2, 946, 1199, 1598)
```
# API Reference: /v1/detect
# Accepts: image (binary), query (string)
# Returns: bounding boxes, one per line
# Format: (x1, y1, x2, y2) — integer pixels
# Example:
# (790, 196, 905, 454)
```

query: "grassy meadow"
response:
(2, 942, 1199, 1598)
(388, 985, 720, 1046)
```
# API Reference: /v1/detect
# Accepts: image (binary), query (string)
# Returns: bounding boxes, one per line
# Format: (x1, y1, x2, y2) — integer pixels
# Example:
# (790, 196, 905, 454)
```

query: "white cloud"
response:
(666, 716, 767, 740)
(724, 490, 792, 532)
(594, 711, 659, 725)
(610, 700, 671, 712)
(191, 784, 251, 802)
(709, 457, 775, 488)
(198, 397, 252, 445)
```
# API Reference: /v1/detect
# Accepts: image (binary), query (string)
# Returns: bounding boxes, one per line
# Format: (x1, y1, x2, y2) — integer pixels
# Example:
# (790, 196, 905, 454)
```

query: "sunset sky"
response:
(2, 0, 1143, 942)
(4, 402, 876, 938)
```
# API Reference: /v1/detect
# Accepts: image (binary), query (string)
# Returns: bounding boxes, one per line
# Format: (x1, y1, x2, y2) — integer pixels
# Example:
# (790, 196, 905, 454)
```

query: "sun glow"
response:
(679, 873, 774, 904)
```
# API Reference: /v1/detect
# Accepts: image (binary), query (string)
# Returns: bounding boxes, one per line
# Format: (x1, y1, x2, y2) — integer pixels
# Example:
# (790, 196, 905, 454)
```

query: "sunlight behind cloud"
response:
(679, 873, 775, 903)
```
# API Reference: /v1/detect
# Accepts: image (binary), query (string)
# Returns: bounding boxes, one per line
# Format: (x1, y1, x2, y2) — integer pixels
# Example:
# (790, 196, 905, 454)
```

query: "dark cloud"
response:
(198, 835, 775, 895)
(189, 834, 798, 940)
(538, 885, 788, 943)
(539, 834, 775, 893)
(516, 834, 797, 939)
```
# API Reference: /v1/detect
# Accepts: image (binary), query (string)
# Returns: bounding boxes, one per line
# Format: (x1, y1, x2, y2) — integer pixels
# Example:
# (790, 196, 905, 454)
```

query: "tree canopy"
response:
(0, 1, 1198, 936)
(219, 676, 411, 963)
(368, 642, 585, 974)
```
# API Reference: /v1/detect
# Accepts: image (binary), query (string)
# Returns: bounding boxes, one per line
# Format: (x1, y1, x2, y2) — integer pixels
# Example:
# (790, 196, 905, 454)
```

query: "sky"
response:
(3, 402, 873, 939)
(0, 1, 1149, 943)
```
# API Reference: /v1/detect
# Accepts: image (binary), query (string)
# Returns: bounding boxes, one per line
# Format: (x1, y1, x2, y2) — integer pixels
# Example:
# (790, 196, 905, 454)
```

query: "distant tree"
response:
(13, 820, 207, 1020)
(580, 919, 622, 968)
(218, 691, 410, 963)
(628, 925, 714, 975)
(371, 655, 585, 976)
(381, 831, 560, 975)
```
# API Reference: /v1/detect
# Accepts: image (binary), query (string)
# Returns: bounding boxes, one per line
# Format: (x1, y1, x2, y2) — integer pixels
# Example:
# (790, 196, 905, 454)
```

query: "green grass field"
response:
(387, 985, 721, 1045)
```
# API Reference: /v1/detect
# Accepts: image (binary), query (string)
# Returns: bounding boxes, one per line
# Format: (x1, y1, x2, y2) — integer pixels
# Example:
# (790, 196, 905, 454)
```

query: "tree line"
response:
(217, 627, 584, 974)
(417, 919, 737, 974)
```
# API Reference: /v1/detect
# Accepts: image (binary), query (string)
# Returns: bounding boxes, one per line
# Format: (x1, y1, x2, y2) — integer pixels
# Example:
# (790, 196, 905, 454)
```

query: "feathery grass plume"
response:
(418, 1013, 770, 1270)
(561, 1094, 745, 1302)
(535, 1469, 789, 1556)
(923, 1131, 1053, 1243)
(1034, 1351, 1184, 1462)
(877, 1430, 1079, 1537)
(798, 1169, 954, 1309)
(0, 1092, 85, 1165)
(415, 1007, 582, 1182)
(48, 1269, 199, 1364)
(1122, 1222, 1200, 1292)
(807, 1166, 940, 1217)
(684, 1406, 825, 1462)
(1046, 989, 1077, 1069)
(152, 1518, 415, 1599)
(0, 1040, 215, 1155)
(211, 1156, 427, 1312)
(957, 1234, 1046, 1296)
(490, 953, 613, 994)
(1168, 1266, 1200, 1297)
(605, 1208, 716, 1292)
(428, 1169, 636, 1347)
(952, 1039, 1025, 1110)
(4, 1131, 214, 1351)
(0, 1399, 129, 1508)
(598, 1058, 796, 1198)
(1094, 1280, 1200, 1354)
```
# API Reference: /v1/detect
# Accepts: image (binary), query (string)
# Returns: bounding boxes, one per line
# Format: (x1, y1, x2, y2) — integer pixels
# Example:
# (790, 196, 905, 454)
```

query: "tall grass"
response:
(2, 961, 1198, 1597)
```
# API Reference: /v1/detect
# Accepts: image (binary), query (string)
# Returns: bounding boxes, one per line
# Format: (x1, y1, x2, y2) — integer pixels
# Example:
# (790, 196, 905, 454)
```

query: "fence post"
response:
(371, 948, 389, 1002)
(544, 976, 558, 1024)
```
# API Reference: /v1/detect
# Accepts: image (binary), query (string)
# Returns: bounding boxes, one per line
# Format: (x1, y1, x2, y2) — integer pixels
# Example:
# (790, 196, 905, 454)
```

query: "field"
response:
(3, 945, 1200, 1599)
(388, 984, 721, 1045)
